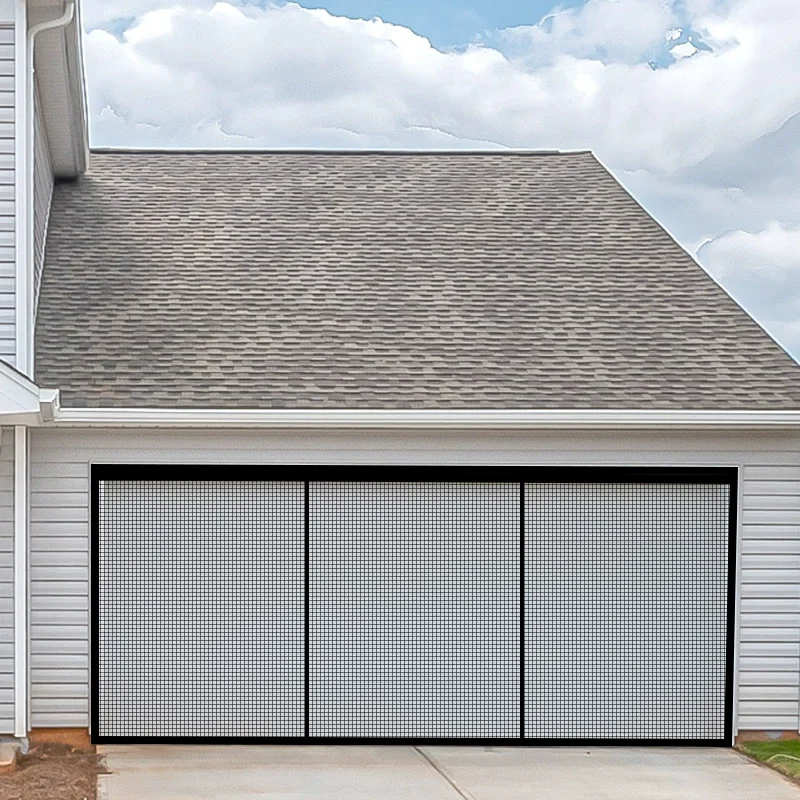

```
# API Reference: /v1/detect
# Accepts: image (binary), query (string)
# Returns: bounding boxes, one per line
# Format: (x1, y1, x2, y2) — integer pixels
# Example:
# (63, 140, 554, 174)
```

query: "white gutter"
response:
(48, 408, 800, 430)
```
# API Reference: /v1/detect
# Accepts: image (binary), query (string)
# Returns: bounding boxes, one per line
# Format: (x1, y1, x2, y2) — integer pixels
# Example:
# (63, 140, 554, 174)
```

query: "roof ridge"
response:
(88, 147, 594, 156)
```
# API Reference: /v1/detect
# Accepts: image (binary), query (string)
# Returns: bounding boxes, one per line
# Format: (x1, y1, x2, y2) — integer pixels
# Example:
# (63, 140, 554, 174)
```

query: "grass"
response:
(739, 740, 800, 784)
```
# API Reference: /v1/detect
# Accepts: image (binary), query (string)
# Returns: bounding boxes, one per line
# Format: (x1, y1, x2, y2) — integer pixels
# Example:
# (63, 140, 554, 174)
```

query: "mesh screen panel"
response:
(524, 482, 730, 740)
(308, 482, 521, 738)
(94, 470, 733, 743)
(96, 480, 305, 738)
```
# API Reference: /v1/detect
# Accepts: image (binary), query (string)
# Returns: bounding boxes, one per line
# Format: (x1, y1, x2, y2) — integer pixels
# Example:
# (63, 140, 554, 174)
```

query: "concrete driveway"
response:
(98, 745, 799, 799)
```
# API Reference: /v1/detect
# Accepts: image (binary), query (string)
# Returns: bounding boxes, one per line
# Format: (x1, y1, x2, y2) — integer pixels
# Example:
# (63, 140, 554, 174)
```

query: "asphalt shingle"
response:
(34, 150, 800, 409)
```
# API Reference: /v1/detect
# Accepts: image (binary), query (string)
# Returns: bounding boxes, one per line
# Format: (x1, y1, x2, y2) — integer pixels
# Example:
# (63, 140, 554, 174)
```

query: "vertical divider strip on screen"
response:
(520, 481, 526, 740)
(304, 480, 311, 738)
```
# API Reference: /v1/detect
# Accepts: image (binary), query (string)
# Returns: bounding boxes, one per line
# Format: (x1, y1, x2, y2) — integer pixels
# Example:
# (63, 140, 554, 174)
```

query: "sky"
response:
(81, 0, 800, 363)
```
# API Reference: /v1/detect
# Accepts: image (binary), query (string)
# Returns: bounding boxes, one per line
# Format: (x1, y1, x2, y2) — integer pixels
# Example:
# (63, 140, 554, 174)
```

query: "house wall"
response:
(0, 427, 14, 732)
(0, 21, 14, 365)
(0, 11, 56, 367)
(0, 8, 58, 370)
(25, 427, 800, 734)
(32, 75, 52, 318)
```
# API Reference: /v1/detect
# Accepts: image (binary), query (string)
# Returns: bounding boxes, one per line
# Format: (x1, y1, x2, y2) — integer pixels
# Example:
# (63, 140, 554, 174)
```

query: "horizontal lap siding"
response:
(28, 429, 800, 732)
(0, 429, 13, 732)
(0, 26, 13, 364)
(29, 455, 87, 727)
(739, 465, 800, 731)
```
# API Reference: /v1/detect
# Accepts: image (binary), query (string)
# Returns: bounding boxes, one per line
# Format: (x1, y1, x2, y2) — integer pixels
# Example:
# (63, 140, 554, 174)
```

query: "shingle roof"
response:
(34, 149, 800, 410)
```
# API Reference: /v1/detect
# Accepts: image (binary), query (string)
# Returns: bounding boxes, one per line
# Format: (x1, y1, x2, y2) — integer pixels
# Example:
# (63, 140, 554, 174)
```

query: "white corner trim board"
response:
(12, 425, 26, 738)
(46, 407, 800, 429)
(14, 0, 27, 375)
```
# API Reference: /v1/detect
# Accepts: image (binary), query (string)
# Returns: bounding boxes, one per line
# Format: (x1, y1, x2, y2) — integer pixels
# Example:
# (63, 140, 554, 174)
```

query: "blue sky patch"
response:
(275, 0, 585, 48)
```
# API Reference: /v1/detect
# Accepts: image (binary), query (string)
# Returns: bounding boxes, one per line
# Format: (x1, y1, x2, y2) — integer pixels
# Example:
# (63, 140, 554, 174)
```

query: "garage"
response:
(92, 465, 736, 745)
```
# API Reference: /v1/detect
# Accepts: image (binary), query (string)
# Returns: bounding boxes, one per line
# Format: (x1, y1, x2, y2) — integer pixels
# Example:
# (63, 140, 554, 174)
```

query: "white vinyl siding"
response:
(0, 24, 13, 364)
(32, 76, 52, 316)
(28, 427, 800, 732)
(738, 464, 800, 730)
(0, 428, 14, 732)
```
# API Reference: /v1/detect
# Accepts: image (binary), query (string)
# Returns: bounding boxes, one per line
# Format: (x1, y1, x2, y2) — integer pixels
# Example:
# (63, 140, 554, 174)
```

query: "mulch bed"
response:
(0, 742, 107, 800)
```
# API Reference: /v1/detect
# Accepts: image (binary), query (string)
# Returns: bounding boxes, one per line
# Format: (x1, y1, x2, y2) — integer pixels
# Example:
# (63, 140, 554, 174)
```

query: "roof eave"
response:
(32, 1, 89, 178)
(0, 359, 59, 424)
(44, 407, 800, 430)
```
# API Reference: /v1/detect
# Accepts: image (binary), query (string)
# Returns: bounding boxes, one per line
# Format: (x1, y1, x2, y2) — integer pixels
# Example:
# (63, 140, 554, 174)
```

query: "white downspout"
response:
(12, 0, 75, 744)
(12, 426, 27, 740)
(24, 0, 75, 378)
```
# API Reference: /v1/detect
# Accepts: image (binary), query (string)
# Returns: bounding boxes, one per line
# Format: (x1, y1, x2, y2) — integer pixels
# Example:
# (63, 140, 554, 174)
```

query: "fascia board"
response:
(45, 408, 800, 430)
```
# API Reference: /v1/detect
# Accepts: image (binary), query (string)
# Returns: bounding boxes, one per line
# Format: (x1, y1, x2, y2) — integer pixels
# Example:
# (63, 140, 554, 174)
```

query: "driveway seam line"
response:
(413, 746, 480, 800)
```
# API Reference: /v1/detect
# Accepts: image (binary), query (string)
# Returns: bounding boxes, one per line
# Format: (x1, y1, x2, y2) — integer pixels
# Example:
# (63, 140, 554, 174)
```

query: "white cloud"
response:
(81, 0, 207, 30)
(699, 223, 800, 290)
(81, 0, 800, 360)
(500, 0, 678, 65)
(698, 223, 800, 356)
(670, 40, 698, 59)
(85, 1, 800, 173)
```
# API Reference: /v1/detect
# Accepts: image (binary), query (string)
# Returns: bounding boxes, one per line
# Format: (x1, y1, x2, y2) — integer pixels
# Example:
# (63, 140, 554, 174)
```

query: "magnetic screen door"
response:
(92, 466, 736, 745)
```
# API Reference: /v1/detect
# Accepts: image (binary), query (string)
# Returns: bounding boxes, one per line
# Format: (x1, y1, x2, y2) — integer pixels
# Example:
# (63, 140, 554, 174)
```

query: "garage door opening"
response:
(92, 466, 736, 746)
